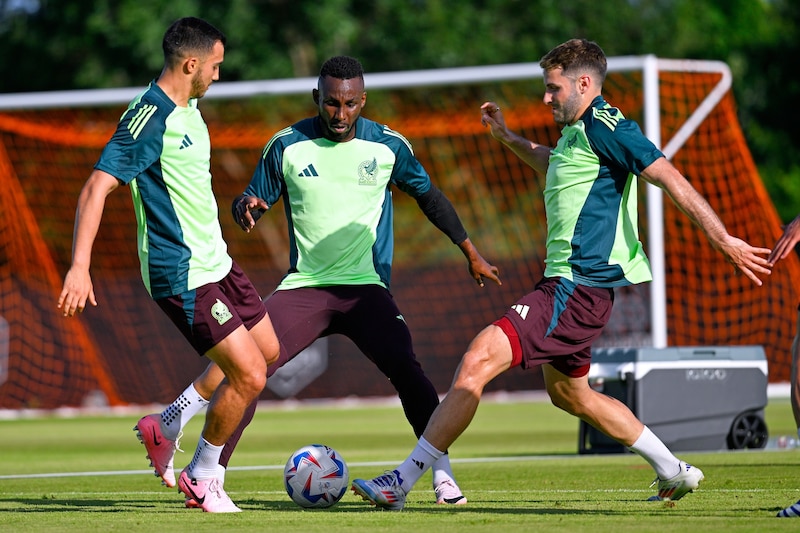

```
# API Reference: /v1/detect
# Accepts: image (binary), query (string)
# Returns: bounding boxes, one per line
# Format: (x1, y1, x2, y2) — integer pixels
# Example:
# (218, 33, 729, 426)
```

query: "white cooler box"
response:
(578, 345, 768, 454)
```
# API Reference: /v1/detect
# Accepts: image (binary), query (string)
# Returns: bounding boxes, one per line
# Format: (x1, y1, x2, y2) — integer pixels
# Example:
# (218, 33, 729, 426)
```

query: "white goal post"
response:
(0, 56, 733, 348)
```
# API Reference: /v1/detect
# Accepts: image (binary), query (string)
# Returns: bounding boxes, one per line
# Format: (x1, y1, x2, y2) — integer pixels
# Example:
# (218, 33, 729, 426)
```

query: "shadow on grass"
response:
(0, 496, 189, 513)
(0, 496, 690, 516)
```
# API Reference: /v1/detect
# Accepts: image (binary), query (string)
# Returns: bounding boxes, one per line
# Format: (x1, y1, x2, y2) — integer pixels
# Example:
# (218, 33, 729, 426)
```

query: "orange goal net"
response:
(0, 61, 797, 409)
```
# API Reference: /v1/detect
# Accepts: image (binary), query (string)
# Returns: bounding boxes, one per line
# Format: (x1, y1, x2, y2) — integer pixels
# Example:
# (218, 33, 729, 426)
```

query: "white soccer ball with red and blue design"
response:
(283, 444, 349, 509)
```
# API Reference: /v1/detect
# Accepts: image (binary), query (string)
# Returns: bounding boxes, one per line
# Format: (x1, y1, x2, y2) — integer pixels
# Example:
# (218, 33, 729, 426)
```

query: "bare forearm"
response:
(457, 237, 480, 262)
(497, 130, 551, 176)
(641, 157, 729, 246)
(640, 157, 772, 286)
(71, 188, 108, 268)
(664, 179, 728, 248)
(480, 103, 550, 175)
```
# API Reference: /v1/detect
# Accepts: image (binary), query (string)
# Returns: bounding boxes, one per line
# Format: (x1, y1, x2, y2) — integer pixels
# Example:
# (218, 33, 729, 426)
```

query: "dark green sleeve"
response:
(415, 184, 468, 245)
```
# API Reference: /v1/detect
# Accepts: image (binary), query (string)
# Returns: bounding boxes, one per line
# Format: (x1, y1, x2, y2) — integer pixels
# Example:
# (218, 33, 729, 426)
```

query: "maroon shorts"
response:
(262, 285, 439, 437)
(155, 261, 268, 356)
(494, 277, 614, 378)
(262, 285, 417, 378)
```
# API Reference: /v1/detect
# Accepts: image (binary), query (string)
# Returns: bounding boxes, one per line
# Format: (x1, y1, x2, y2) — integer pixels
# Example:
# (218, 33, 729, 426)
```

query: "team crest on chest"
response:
(211, 298, 233, 325)
(558, 131, 578, 159)
(358, 158, 378, 186)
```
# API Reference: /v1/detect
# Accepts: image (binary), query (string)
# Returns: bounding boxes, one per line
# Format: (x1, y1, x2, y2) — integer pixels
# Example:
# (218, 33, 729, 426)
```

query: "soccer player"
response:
(767, 213, 800, 518)
(134, 55, 501, 507)
(351, 38, 772, 510)
(57, 17, 279, 513)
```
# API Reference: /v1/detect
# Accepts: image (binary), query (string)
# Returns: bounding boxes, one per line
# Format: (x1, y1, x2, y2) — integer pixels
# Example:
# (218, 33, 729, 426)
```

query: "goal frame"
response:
(0, 56, 734, 348)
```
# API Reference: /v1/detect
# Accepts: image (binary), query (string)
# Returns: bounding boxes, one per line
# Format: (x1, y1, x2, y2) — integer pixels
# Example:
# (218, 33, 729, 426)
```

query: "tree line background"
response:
(1, 0, 797, 222)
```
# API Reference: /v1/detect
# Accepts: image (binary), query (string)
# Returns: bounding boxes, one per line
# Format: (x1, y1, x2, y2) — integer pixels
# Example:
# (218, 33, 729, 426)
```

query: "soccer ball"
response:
(283, 444, 349, 509)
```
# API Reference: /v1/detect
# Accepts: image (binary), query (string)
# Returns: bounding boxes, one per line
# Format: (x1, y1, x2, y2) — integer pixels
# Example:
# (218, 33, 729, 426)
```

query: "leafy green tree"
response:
(732, 0, 800, 222)
(0, 0, 796, 219)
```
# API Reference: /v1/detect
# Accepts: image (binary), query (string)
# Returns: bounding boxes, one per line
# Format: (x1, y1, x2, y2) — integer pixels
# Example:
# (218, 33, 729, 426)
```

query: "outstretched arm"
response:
(768, 213, 800, 265)
(640, 157, 771, 285)
(415, 185, 501, 287)
(480, 102, 552, 175)
(58, 169, 120, 316)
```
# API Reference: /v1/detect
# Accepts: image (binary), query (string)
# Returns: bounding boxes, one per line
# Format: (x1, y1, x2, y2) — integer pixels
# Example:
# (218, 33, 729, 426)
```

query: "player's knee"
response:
(546, 384, 582, 415)
(550, 395, 583, 417)
(453, 350, 497, 391)
(229, 360, 267, 398)
(264, 341, 280, 367)
(242, 369, 267, 398)
(252, 317, 281, 366)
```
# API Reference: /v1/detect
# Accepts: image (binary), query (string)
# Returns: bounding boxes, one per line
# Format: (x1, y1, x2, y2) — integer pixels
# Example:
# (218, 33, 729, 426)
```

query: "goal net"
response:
(0, 58, 796, 409)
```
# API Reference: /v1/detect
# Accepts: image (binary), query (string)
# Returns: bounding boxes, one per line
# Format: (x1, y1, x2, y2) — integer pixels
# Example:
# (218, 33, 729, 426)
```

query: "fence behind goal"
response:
(0, 58, 797, 409)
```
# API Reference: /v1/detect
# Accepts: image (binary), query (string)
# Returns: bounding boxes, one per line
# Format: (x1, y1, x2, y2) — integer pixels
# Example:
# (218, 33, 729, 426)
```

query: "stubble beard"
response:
(190, 71, 208, 100)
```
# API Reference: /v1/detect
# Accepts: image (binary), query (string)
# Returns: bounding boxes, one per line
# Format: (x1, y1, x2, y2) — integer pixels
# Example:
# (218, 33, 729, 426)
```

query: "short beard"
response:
(190, 71, 207, 99)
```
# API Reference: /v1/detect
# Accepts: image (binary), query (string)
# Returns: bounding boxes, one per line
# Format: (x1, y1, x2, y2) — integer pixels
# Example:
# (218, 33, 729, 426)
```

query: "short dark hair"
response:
(540, 38, 607, 83)
(319, 56, 364, 81)
(162, 17, 226, 67)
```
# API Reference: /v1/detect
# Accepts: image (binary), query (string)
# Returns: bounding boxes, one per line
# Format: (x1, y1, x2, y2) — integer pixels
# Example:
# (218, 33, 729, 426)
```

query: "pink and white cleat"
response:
(133, 414, 180, 488)
(177, 468, 241, 513)
(434, 478, 467, 505)
(185, 465, 226, 508)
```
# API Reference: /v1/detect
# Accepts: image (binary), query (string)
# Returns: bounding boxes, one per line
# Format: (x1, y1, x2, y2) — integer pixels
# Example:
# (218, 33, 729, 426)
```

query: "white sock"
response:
(431, 453, 457, 488)
(160, 383, 209, 441)
(628, 426, 681, 479)
(395, 436, 443, 493)
(187, 437, 224, 480)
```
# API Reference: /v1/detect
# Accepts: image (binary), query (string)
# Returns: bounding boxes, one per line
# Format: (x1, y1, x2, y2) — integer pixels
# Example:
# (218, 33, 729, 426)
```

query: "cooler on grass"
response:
(578, 345, 768, 454)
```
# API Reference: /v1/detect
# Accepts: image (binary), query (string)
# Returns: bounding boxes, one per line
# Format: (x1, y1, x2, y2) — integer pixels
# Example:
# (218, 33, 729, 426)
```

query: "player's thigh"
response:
(338, 286, 414, 363)
(205, 324, 267, 388)
(249, 313, 280, 365)
(264, 288, 334, 357)
(542, 363, 591, 403)
(452, 324, 513, 387)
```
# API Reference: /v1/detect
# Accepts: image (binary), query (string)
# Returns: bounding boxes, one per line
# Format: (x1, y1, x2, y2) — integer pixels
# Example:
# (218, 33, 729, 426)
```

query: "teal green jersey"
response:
(543, 96, 662, 287)
(95, 82, 232, 298)
(245, 116, 434, 290)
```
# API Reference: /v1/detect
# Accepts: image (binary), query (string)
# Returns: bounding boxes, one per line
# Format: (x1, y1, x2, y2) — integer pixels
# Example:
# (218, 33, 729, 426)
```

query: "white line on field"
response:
(0, 455, 572, 480)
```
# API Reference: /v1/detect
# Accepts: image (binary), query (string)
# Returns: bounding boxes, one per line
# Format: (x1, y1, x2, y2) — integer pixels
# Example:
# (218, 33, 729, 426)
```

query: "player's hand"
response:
(480, 101, 508, 142)
(768, 214, 800, 265)
(469, 255, 502, 288)
(232, 194, 269, 232)
(717, 235, 771, 286)
(459, 237, 502, 288)
(57, 267, 97, 317)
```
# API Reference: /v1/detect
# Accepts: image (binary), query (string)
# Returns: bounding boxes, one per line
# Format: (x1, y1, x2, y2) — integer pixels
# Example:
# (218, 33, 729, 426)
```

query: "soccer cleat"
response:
(177, 468, 241, 513)
(777, 499, 800, 517)
(351, 470, 407, 511)
(184, 497, 201, 509)
(185, 465, 226, 508)
(649, 461, 704, 501)
(133, 414, 181, 488)
(434, 479, 467, 505)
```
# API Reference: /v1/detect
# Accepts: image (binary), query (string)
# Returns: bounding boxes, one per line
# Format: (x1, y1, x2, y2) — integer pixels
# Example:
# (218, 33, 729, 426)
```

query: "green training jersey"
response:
(245, 116, 434, 290)
(95, 81, 232, 298)
(543, 95, 662, 287)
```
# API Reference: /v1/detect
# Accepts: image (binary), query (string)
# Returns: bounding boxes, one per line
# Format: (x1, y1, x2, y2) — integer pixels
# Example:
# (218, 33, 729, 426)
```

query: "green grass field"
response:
(1, 397, 798, 532)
